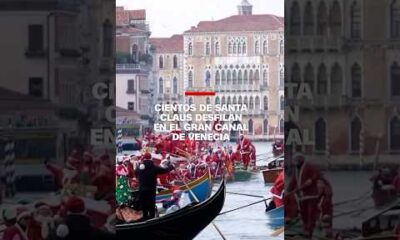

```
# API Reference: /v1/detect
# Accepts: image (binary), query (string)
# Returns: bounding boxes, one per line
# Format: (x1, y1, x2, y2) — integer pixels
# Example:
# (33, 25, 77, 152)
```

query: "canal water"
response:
(196, 141, 281, 240)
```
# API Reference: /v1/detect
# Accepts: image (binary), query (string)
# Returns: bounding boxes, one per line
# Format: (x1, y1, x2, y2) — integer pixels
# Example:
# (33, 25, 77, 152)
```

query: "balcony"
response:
(116, 63, 141, 73)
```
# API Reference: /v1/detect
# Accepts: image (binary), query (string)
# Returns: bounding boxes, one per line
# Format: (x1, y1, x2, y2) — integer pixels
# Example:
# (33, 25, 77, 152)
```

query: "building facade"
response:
(182, 0, 284, 139)
(286, 0, 400, 165)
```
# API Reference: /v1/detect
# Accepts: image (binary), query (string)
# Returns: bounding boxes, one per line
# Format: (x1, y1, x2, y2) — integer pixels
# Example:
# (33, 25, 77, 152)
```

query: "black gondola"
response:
(116, 180, 226, 240)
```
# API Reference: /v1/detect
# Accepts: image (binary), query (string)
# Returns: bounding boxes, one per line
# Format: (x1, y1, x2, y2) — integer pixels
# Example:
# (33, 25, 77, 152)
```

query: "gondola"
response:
(266, 206, 284, 230)
(116, 180, 226, 240)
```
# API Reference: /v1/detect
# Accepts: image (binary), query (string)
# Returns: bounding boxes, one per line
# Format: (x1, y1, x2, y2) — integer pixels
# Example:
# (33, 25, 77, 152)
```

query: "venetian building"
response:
(183, 0, 284, 139)
(150, 35, 185, 126)
(286, 0, 400, 165)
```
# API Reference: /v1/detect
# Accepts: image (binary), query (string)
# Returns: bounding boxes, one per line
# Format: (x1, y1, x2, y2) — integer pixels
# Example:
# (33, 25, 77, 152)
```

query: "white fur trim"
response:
(56, 224, 69, 238)
(139, 164, 145, 170)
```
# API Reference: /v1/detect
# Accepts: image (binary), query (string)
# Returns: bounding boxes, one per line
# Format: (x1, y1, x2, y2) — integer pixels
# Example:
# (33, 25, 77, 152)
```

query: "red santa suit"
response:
(3, 224, 28, 240)
(270, 171, 284, 207)
(317, 177, 333, 238)
(289, 157, 322, 238)
(45, 160, 80, 189)
(236, 136, 252, 169)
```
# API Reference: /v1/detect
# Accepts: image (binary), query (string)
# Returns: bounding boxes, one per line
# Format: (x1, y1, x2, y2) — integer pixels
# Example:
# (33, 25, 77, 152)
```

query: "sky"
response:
(116, 0, 284, 37)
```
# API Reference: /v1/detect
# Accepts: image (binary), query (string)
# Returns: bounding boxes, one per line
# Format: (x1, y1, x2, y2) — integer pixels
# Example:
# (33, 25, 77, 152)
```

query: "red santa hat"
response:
(143, 152, 152, 160)
(66, 197, 86, 215)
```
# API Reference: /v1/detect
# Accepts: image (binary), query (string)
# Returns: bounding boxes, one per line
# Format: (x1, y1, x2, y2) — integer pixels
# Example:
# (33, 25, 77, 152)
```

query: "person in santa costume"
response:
(55, 196, 112, 240)
(116, 156, 131, 205)
(236, 134, 253, 170)
(91, 163, 115, 200)
(32, 202, 56, 240)
(317, 177, 333, 238)
(45, 157, 81, 190)
(287, 152, 322, 239)
(2, 207, 25, 240)
(266, 170, 284, 211)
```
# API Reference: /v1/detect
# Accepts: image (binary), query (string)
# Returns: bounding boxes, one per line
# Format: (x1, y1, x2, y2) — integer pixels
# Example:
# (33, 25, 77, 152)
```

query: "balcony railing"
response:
(116, 63, 141, 71)
(215, 84, 262, 92)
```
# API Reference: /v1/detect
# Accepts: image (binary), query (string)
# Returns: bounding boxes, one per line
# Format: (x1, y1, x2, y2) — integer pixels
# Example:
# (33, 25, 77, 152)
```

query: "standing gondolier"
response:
(136, 152, 174, 220)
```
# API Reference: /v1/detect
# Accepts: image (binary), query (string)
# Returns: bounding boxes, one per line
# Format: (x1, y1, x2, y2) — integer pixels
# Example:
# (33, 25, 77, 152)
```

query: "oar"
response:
(271, 227, 284, 237)
(219, 197, 271, 216)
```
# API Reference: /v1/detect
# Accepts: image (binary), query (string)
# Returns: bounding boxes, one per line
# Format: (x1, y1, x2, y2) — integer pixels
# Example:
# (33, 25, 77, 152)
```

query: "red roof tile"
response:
(185, 14, 283, 33)
(116, 7, 146, 26)
(149, 35, 184, 53)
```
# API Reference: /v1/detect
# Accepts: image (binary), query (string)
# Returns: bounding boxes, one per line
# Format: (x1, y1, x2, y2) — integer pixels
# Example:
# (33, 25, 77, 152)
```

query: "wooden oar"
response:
(271, 227, 284, 237)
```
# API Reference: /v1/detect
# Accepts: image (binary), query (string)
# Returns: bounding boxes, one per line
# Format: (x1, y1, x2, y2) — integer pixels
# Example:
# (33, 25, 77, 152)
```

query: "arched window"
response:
(188, 42, 193, 55)
(215, 96, 220, 105)
(351, 63, 362, 98)
(159, 77, 164, 94)
(238, 96, 243, 105)
(350, 116, 362, 152)
(233, 42, 237, 54)
(205, 70, 211, 87)
(227, 96, 231, 106)
(280, 68, 284, 86)
(330, 0, 342, 36)
(249, 70, 254, 85)
(238, 43, 242, 54)
(263, 96, 268, 110)
(221, 96, 226, 106)
(290, 1, 301, 35)
(317, 64, 327, 95)
(315, 118, 326, 151)
(331, 63, 343, 95)
(189, 97, 193, 105)
(317, 1, 328, 35)
(391, 0, 400, 38)
(159, 56, 164, 69)
(227, 70, 232, 85)
(304, 1, 315, 35)
(228, 42, 232, 54)
(233, 96, 237, 104)
(206, 97, 211, 105)
(390, 116, 400, 151)
(173, 55, 178, 68)
(263, 119, 268, 134)
(131, 44, 138, 62)
(255, 96, 260, 109)
(103, 19, 112, 57)
(205, 42, 211, 56)
(238, 70, 243, 85)
(173, 77, 178, 94)
(254, 69, 260, 85)
(279, 40, 284, 55)
(280, 118, 284, 133)
(291, 63, 301, 92)
(244, 70, 248, 85)
(242, 42, 247, 54)
(280, 95, 284, 111)
(304, 63, 314, 93)
(244, 96, 248, 108)
(221, 70, 226, 85)
(255, 41, 260, 54)
(249, 97, 254, 110)
(263, 41, 268, 55)
(391, 62, 400, 97)
(350, 1, 361, 39)
(215, 70, 220, 85)
(232, 70, 237, 85)
(248, 119, 254, 134)
(188, 71, 193, 88)
(215, 42, 220, 55)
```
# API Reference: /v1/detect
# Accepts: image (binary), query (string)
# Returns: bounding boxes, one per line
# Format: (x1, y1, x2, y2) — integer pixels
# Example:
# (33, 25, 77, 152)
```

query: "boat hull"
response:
(266, 206, 284, 230)
(262, 168, 282, 184)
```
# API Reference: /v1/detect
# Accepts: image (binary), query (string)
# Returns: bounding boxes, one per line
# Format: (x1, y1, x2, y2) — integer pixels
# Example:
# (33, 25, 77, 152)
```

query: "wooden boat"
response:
(116, 180, 226, 240)
(156, 171, 212, 203)
(266, 206, 284, 230)
(361, 200, 400, 237)
(233, 168, 253, 181)
(262, 156, 284, 184)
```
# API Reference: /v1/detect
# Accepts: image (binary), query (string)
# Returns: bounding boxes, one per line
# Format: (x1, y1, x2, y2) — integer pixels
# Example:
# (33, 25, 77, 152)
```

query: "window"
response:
(228, 42, 232, 54)
(221, 96, 226, 106)
(280, 118, 284, 133)
(331, 63, 343, 95)
(255, 41, 260, 54)
(254, 69, 260, 84)
(103, 20, 112, 57)
(227, 70, 231, 85)
(159, 56, 164, 69)
(28, 24, 44, 52)
(244, 70, 248, 85)
(279, 40, 284, 55)
(248, 119, 254, 134)
(215, 70, 220, 85)
(329, 0, 342, 36)
(280, 95, 284, 111)
(206, 97, 211, 104)
(391, 62, 400, 97)
(232, 70, 237, 85)
(215, 42, 220, 55)
(391, 0, 400, 38)
(317, 64, 327, 95)
(205, 42, 211, 56)
(215, 96, 220, 105)
(233, 96, 237, 104)
(188, 42, 193, 55)
(264, 96, 268, 110)
(221, 70, 226, 85)
(242, 42, 247, 54)
(128, 102, 135, 111)
(290, 1, 301, 35)
(249, 97, 254, 110)
(350, 1, 361, 39)
(390, 116, 400, 151)
(304, 1, 314, 35)
(233, 42, 237, 54)
(205, 71, 211, 87)
(263, 70, 268, 86)
(304, 63, 314, 93)
(280, 68, 284, 86)
(291, 63, 301, 92)
(238, 70, 243, 85)
(227, 96, 231, 106)
(351, 63, 362, 98)
(173, 55, 178, 68)
(131, 44, 138, 62)
(173, 77, 178, 94)
(350, 116, 362, 152)
(159, 78, 164, 94)
(255, 96, 260, 109)
(238, 96, 243, 105)
(317, 1, 328, 35)
(249, 70, 254, 85)
(263, 40, 268, 55)
(29, 77, 43, 97)
(188, 71, 193, 88)
(244, 96, 248, 108)
(315, 118, 326, 151)
(189, 97, 193, 105)
(263, 119, 268, 134)
(127, 79, 135, 93)
(238, 43, 242, 54)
